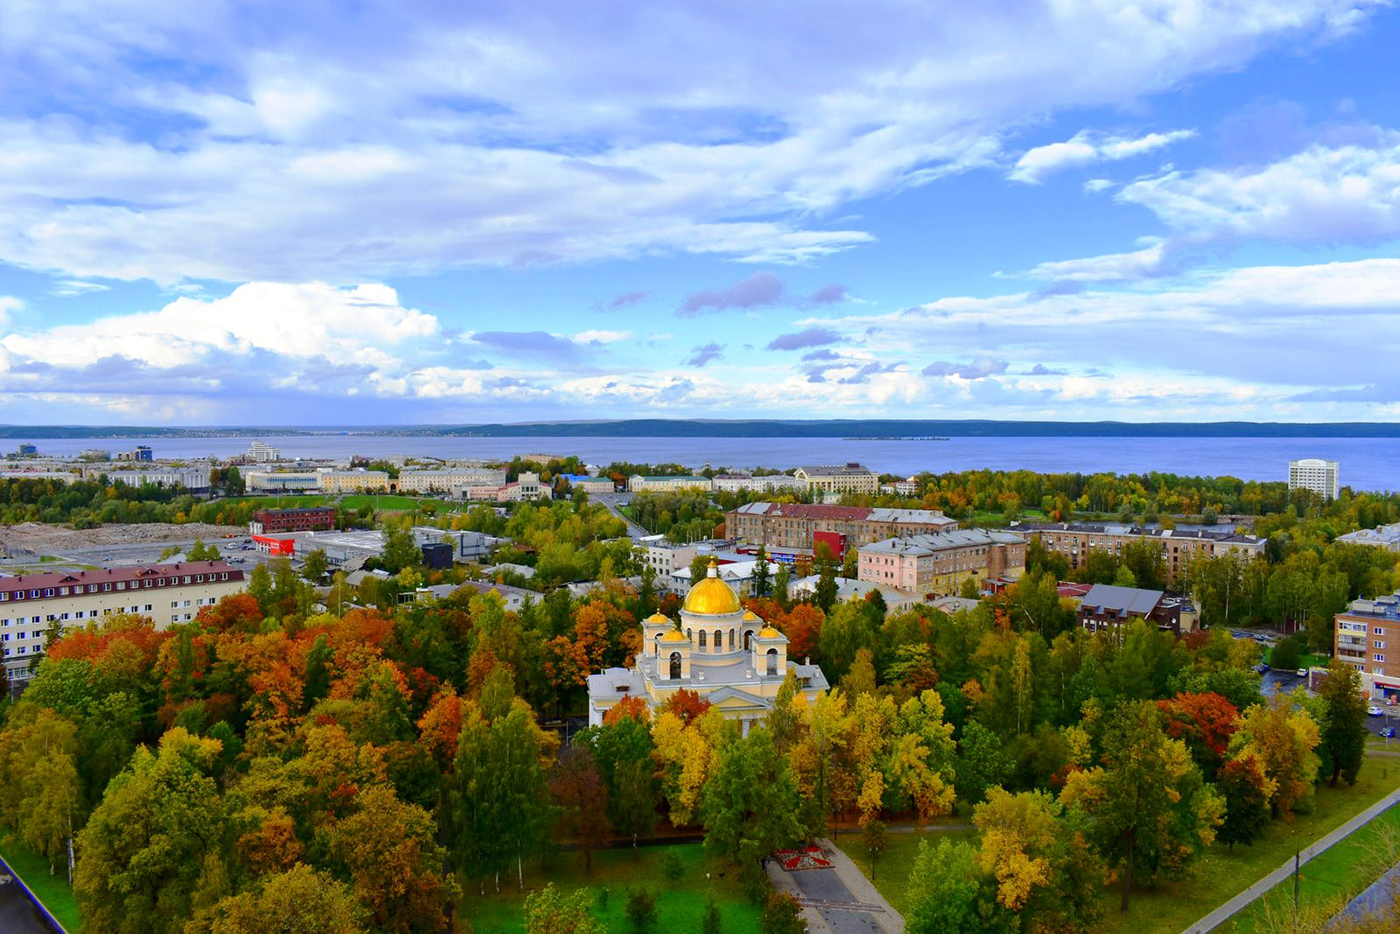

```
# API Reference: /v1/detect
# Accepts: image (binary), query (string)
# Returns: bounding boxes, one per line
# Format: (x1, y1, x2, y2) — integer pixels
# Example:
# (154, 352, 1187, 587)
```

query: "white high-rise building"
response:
(248, 440, 281, 462)
(1289, 458, 1339, 500)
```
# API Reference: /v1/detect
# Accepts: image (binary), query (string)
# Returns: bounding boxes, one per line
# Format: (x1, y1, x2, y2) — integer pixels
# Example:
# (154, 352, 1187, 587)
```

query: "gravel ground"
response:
(0, 521, 239, 556)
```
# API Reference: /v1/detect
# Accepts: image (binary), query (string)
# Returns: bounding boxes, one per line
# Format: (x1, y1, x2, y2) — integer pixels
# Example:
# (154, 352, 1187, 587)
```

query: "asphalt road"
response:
(594, 493, 653, 542)
(782, 867, 886, 934)
(0, 858, 57, 934)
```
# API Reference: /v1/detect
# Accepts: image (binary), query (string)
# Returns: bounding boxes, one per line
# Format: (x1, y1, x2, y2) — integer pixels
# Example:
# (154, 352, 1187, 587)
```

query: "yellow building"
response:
(587, 560, 830, 731)
(793, 463, 880, 497)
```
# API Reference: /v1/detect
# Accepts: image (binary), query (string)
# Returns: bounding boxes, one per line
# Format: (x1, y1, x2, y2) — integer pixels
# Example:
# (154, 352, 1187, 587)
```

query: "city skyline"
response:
(2, 2, 1400, 425)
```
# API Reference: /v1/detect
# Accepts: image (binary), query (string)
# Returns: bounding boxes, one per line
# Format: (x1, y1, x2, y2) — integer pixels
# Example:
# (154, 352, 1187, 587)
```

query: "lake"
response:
(8, 434, 1398, 492)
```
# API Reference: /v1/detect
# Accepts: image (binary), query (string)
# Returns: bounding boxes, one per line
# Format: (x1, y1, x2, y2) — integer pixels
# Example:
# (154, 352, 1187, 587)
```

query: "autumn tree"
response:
(905, 838, 1014, 934)
(1228, 691, 1321, 818)
(188, 864, 366, 934)
(551, 745, 613, 870)
(524, 883, 605, 934)
(1157, 691, 1241, 776)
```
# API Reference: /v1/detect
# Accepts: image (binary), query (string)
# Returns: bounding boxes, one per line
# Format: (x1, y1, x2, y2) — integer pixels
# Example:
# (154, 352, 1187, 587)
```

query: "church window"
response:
(699, 630, 707, 648)
(714, 630, 722, 651)
(669, 652, 682, 680)
(766, 648, 778, 676)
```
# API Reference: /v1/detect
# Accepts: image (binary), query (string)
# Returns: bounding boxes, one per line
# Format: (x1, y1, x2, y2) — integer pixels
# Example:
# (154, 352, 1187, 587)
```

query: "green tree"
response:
(702, 727, 802, 879)
(758, 891, 807, 934)
(74, 729, 227, 934)
(381, 528, 421, 575)
(524, 883, 605, 934)
(751, 546, 771, 599)
(954, 721, 1013, 804)
(188, 864, 365, 934)
(1316, 661, 1368, 786)
(626, 887, 658, 934)
(690, 554, 713, 589)
(1215, 755, 1272, 852)
(905, 838, 1012, 934)
(814, 546, 838, 612)
(773, 564, 793, 609)
(702, 899, 723, 934)
(302, 548, 329, 583)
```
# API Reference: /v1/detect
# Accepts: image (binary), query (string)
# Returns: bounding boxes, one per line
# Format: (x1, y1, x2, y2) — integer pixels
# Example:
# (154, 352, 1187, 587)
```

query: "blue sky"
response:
(2, 1, 1400, 425)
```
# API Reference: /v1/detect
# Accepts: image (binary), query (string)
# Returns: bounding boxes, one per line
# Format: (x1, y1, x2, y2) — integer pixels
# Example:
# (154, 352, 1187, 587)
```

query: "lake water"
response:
(9, 434, 1399, 492)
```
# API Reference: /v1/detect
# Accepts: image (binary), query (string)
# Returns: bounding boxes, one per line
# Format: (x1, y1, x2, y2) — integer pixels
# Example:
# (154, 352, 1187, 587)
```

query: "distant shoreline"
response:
(4, 419, 1400, 440)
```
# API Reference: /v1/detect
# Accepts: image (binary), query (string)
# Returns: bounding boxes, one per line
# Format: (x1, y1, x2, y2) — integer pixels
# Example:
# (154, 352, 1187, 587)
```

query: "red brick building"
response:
(250, 507, 336, 534)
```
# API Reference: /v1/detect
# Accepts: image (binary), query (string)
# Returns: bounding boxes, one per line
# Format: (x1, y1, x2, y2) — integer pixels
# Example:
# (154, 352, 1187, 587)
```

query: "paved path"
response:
(1180, 786, 1400, 933)
(0, 856, 60, 934)
(765, 840, 904, 934)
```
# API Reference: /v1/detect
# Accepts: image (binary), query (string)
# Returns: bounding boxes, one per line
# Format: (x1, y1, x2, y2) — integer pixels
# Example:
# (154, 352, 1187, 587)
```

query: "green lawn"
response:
(1094, 753, 1400, 934)
(832, 823, 976, 917)
(459, 843, 761, 934)
(1226, 802, 1400, 932)
(0, 835, 82, 932)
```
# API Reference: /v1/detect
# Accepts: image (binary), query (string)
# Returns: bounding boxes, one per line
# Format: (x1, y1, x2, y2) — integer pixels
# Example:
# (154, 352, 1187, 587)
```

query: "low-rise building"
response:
(787, 575, 920, 612)
(1334, 593, 1400, 694)
(880, 477, 921, 496)
(793, 463, 880, 497)
(1076, 583, 1196, 635)
(628, 475, 714, 493)
(250, 507, 337, 534)
(1013, 522, 1265, 581)
(1337, 524, 1400, 552)
(669, 558, 782, 598)
(317, 470, 391, 494)
(561, 474, 616, 495)
(711, 473, 807, 494)
(858, 529, 1027, 599)
(98, 467, 211, 493)
(1, 561, 246, 688)
(727, 502, 957, 555)
(245, 470, 322, 494)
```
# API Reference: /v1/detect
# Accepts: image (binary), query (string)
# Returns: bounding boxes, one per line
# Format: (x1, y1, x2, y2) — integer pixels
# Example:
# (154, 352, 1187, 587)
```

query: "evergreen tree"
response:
(1317, 661, 1367, 786)
(1215, 755, 1271, 852)
(751, 547, 771, 599)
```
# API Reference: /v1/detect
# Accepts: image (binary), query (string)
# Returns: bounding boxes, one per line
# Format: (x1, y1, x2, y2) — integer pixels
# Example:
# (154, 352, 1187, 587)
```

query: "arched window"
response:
(766, 648, 779, 676)
(654, 632, 663, 656)
(698, 630, 707, 648)
(744, 630, 753, 650)
(714, 630, 722, 652)
(686, 628, 692, 642)
(669, 652, 682, 680)
(728, 630, 735, 649)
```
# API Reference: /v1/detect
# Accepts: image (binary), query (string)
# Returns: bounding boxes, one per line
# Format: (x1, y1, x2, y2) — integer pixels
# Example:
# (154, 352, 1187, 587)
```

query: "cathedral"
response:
(587, 560, 830, 731)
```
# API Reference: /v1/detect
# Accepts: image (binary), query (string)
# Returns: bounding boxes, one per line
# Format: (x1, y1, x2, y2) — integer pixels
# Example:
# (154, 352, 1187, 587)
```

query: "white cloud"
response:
(50, 280, 110, 297)
(572, 329, 632, 344)
(0, 1, 1376, 282)
(1119, 137, 1400, 244)
(0, 296, 21, 326)
(1028, 239, 1170, 281)
(1010, 129, 1196, 183)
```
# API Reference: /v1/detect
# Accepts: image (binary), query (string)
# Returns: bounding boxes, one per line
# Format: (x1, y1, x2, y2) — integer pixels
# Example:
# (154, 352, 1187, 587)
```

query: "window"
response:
(714, 629, 722, 651)
(59, 587, 69, 596)
(1377, 627, 1386, 635)
(1375, 654, 1386, 662)
(102, 583, 111, 592)
(116, 582, 125, 591)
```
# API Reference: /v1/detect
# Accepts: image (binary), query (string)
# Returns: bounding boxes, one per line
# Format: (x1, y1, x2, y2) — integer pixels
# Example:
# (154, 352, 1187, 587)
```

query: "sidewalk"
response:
(818, 838, 905, 934)
(1180, 786, 1400, 933)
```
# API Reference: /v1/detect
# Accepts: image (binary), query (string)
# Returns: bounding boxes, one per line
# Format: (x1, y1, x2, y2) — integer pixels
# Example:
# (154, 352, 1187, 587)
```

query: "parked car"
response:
(1254, 663, 1269, 674)
(1368, 706, 1385, 717)
(1296, 668, 1308, 677)
(1382, 727, 1397, 739)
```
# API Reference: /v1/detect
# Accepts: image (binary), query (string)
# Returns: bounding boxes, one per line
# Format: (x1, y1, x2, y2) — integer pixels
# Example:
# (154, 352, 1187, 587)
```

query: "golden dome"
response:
(758, 626, 782, 639)
(645, 612, 671, 625)
(742, 610, 759, 621)
(660, 629, 689, 643)
(683, 562, 742, 616)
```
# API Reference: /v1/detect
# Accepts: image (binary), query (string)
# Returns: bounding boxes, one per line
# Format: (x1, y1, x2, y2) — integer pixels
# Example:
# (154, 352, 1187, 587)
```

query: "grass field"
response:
(1226, 801, 1400, 932)
(459, 842, 761, 934)
(0, 835, 82, 932)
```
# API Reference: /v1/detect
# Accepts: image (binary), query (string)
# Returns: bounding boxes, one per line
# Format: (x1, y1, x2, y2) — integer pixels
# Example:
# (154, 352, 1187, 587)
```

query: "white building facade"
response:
(1289, 459, 1340, 500)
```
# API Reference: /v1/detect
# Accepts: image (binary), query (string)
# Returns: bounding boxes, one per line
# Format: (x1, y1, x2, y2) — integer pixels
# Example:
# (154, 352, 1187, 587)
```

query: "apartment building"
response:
(880, 477, 921, 496)
(1334, 593, 1400, 695)
(317, 470, 392, 494)
(1013, 522, 1265, 581)
(628, 475, 714, 493)
(1, 561, 246, 688)
(726, 502, 957, 555)
(248, 440, 281, 462)
(398, 467, 506, 494)
(793, 463, 880, 497)
(1076, 583, 1196, 636)
(1289, 458, 1340, 500)
(858, 529, 1026, 599)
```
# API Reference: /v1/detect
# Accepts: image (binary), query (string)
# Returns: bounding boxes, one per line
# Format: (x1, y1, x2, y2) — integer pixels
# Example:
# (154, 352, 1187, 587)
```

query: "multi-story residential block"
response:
(250, 507, 337, 534)
(726, 502, 957, 555)
(398, 467, 506, 494)
(317, 470, 392, 494)
(97, 467, 211, 493)
(710, 473, 808, 494)
(248, 440, 281, 462)
(1013, 522, 1265, 581)
(858, 529, 1026, 599)
(561, 474, 616, 495)
(1, 561, 246, 688)
(1334, 593, 1400, 694)
(628, 475, 714, 493)
(1076, 583, 1196, 635)
(793, 463, 880, 497)
(1337, 523, 1400, 552)
(1289, 458, 1340, 500)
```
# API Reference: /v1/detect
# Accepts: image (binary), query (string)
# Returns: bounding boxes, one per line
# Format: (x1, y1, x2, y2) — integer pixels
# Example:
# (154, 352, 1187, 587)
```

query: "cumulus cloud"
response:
(0, 296, 20, 326)
(1027, 363, 1069, 376)
(0, 2, 1375, 283)
(922, 357, 1009, 379)
(1028, 239, 1172, 282)
(766, 327, 842, 351)
(572, 329, 631, 344)
(1010, 129, 1196, 183)
(685, 342, 725, 367)
(679, 272, 784, 316)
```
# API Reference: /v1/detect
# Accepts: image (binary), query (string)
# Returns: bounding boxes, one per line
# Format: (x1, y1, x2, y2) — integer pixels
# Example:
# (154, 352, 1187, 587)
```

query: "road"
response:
(594, 493, 653, 542)
(766, 839, 903, 934)
(0, 855, 59, 934)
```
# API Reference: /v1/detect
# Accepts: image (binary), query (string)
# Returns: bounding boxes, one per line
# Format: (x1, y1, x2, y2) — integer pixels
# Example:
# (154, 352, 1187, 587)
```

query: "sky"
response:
(2, 1, 1400, 426)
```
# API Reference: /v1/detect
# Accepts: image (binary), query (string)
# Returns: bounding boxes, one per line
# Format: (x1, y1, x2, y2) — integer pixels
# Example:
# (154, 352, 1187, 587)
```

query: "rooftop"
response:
(0, 560, 241, 597)
(1342, 592, 1400, 620)
(860, 528, 1024, 555)
(795, 463, 875, 477)
(1079, 583, 1165, 617)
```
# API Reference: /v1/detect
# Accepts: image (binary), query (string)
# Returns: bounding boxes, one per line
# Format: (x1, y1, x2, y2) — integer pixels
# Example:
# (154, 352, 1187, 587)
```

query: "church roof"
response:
(757, 626, 783, 639)
(683, 560, 742, 615)
(659, 629, 689, 643)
